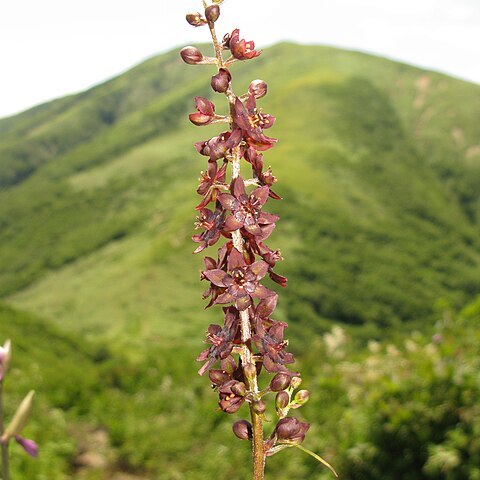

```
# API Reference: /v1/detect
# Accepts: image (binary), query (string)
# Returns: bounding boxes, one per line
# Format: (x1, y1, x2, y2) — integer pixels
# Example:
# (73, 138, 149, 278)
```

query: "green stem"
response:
(0, 382, 10, 480)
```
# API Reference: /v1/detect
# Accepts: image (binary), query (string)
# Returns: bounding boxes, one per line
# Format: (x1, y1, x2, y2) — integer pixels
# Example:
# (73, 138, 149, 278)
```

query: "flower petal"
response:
(216, 291, 235, 305)
(256, 294, 278, 318)
(244, 223, 263, 236)
(189, 113, 214, 126)
(236, 295, 252, 311)
(224, 214, 244, 232)
(251, 284, 275, 299)
(249, 261, 269, 279)
(232, 176, 246, 198)
(251, 185, 270, 206)
(194, 96, 215, 116)
(203, 269, 229, 287)
(227, 248, 245, 270)
(218, 194, 239, 211)
(258, 212, 280, 224)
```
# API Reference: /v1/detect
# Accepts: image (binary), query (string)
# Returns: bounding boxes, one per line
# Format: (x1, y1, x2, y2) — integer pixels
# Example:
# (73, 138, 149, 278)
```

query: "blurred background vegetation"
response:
(0, 43, 479, 479)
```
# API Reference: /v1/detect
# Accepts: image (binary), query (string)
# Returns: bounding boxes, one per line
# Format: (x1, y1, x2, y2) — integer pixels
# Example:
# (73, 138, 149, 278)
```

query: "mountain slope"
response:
(1, 43, 479, 339)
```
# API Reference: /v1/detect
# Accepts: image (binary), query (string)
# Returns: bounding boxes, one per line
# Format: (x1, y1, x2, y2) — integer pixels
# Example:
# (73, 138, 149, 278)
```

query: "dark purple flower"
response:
(218, 380, 246, 413)
(197, 307, 240, 375)
(203, 248, 274, 310)
(200, 250, 227, 308)
(233, 94, 277, 150)
(243, 231, 288, 287)
(275, 417, 310, 444)
(196, 160, 228, 210)
(244, 147, 281, 200)
(218, 176, 279, 236)
(192, 205, 226, 254)
(189, 96, 216, 126)
(195, 129, 243, 161)
(229, 29, 261, 60)
(253, 317, 295, 373)
(211, 68, 232, 93)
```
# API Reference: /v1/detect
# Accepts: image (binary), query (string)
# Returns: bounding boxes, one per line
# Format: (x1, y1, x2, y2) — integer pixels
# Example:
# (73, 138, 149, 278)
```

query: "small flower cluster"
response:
(0, 339, 38, 468)
(181, 2, 335, 477)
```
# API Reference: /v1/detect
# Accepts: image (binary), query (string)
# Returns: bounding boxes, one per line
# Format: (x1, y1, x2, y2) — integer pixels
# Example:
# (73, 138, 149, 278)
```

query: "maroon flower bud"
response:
(232, 420, 252, 440)
(180, 46, 204, 65)
(211, 68, 231, 93)
(186, 12, 207, 27)
(275, 417, 310, 444)
(189, 96, 216, 126)
(205, 5, 220, 23)
(208, 369, 230, 386)
(270, 372, 291, 392)
(231, 381, 246, 397)
(253, 400, 266, 414)
(275, 391, 290, 410)
(219, 380, 245, 413)
(220, 356, 236, 375)
(248, 79, 268, 99)
(293, 389, 310, 406)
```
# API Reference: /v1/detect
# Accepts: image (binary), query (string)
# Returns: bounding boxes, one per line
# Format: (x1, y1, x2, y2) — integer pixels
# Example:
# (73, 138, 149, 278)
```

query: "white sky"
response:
(0, 0, 479, 119)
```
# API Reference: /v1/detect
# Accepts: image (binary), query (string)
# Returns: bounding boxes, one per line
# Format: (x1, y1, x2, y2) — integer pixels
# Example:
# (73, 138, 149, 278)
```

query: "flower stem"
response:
(0, 381, 10, 480)
(203, 13, 266, 479)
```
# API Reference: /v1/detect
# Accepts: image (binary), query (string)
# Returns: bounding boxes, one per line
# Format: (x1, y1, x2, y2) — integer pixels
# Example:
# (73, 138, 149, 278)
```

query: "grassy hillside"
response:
(0, 43, 479, 478)
(1, 43, 479, 338)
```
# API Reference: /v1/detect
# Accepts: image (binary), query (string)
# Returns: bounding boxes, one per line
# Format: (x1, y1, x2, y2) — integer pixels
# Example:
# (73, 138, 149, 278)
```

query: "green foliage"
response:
(301, 303, 480, 480)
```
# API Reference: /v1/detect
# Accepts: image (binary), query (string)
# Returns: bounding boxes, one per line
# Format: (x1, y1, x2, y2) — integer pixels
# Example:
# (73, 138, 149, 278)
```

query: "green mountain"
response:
(0, 43, 479, 479)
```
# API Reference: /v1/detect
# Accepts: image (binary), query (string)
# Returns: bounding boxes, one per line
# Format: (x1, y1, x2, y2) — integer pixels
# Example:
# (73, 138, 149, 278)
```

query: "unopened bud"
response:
(294, 389, 310, 406)
(0, 339, 11, 382)
(208, 369, 230, 386)
(275, 391, 290, 411)
(186, 12, 207, 27)
(248, 79, 268, 99)
(290, 376, 302, 389)
(211, 68, 231, 93)
(270, 373, 291, 392)
(253, 400, 266, 414)
(2, 391, 35, 442)
(180, 46, 204, 65)
(220, 356, 236, 375)
(205, 5, 220, 23)
(275, 417, 297, 440)
(243, 363, 256, 381)
(231, 382, 246, 397)
(232, 420, 252, 440)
